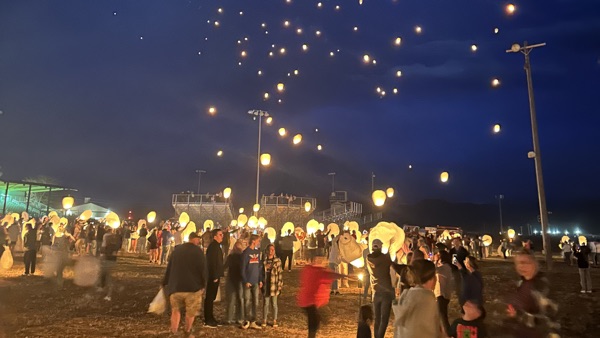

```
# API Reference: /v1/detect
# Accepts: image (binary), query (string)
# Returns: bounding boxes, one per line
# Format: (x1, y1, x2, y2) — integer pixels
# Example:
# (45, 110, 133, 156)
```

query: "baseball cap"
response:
(372, 239, 383, 249)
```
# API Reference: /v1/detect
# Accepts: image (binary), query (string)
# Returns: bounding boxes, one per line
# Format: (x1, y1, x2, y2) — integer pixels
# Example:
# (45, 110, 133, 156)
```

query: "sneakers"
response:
(586, 290, 592, 293)
(580, 290, 586, 293)
(272, 320, 278, 328)
(240, 321, 250, 330)
(249, 322, 261, 330)
(205, 322, 218, 328)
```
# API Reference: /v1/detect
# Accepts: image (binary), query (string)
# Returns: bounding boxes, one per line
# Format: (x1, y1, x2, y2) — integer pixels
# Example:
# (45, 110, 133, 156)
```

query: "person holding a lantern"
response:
(574, 240, 592, 293)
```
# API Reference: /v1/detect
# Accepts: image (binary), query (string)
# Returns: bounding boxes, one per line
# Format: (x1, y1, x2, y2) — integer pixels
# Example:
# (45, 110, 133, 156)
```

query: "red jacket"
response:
(297, 265, 335, 308)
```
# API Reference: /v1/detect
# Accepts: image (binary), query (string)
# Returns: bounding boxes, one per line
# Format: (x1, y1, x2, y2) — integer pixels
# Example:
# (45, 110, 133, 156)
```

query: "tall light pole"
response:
(371, 172, 375, 191)
(328, 172, 336, 192)
(506, 41, 552, 270)
(195, 169, 206, 195)
(248, 109, 270, 205)
(496, 194, 504, 233)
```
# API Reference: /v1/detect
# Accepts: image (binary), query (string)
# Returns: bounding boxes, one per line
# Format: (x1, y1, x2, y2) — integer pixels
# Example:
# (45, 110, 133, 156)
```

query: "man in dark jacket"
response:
(279, 230, 296, 272)
(367, 239, 403, 338)
(162, 232, 207, 336)
(204, 229, 224, 327)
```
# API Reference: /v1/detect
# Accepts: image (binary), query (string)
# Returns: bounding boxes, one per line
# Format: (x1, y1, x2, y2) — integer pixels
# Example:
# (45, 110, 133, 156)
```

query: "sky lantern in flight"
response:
(62, 196, 74, 210)
(248, 216, 258, 228)
(506, 4, 516, 14)
(471, 44, 478, 52)
(440, 172, 449, 183)
(317, 144, 323, 151)
(372, 190, 386, 207)
(492, 78, 501, 87)
(217, 150, 223, 157)
(253, 203, 261, 212)
(278, 128, 287, 136)
(394, 37, 402, 46)
(260, 153, 271, 166)
(208, 106, 217, 115)
(237, 214, 248, 227)
(293, 134, 302, 145)
(147, 211, 156, 223)
(415, 26, 422, 34)
(223, 187, 232, 199)
(363, 54, 370, 63)
(386, 187, 394, 198)
(304, 201, 311, 212)
(277, 83, 285, 92)
(493, 124, 501, 133)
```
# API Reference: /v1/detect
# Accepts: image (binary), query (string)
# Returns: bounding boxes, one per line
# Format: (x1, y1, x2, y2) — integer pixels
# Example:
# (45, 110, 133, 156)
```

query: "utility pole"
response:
(496, 194, 504, 233)
(328, 172, 336, 192)
(371, 172, 375, 191)
(507, 41, 552, 270)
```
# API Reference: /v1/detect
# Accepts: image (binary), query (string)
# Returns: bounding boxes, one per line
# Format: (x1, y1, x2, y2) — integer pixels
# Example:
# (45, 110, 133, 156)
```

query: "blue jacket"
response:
(241, 247, 261, 285)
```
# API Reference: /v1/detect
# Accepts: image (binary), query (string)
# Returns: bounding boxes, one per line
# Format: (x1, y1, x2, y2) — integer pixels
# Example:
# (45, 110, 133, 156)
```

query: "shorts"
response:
(169, 289, 204, 315)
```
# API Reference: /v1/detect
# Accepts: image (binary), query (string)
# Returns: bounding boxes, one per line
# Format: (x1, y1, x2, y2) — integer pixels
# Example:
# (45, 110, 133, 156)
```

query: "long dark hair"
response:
(358, 304, 373, 324)
(407, 260, 436, 285)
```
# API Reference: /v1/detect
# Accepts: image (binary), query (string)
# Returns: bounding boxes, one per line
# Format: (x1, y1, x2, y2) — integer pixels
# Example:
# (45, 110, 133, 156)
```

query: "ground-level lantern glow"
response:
(372, 190, 386, 207)
(440, 171, 449, 183)
(305, 201, 311, 212)
(260, 153, 271, 166)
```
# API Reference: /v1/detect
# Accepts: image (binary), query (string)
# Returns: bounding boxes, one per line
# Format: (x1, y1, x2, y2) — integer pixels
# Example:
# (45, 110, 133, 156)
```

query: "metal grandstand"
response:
(1, 179, 77, 216)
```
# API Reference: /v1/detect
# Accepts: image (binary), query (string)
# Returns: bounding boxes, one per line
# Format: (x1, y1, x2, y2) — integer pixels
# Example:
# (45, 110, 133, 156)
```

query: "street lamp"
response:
(248, 109, 270, 206)
(195, 169, 206, 195)
(506, 41, 552, 270)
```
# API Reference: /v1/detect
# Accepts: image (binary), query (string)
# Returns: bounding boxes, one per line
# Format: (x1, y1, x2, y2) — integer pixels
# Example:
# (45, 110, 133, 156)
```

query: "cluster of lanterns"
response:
(371, 187, 395, 207)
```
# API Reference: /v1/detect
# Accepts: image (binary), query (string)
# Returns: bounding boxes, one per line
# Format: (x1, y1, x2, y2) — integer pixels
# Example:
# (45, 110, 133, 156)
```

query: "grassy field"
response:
(0, 251, 599, 337)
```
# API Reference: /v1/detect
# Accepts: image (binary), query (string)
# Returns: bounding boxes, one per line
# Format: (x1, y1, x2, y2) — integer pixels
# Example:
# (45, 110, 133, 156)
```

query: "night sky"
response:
(1, 1, 599, 226)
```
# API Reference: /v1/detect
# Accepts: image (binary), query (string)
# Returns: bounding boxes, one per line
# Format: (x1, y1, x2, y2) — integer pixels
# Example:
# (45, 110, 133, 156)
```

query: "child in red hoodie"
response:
(297, 257, 344, 338)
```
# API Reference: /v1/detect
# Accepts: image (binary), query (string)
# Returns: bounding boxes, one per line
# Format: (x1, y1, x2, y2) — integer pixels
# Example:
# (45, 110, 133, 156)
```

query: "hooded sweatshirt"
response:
(241, 246, 261, 285)
(394, 286, 443, 338)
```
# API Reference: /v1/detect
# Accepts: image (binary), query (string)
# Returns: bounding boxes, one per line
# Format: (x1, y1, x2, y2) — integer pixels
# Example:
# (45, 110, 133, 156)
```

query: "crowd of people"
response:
(0, 211, 586, 338)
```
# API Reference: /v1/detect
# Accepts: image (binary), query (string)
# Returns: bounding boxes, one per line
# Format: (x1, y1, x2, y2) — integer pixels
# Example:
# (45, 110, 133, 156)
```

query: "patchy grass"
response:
(0, 252, 599, 337)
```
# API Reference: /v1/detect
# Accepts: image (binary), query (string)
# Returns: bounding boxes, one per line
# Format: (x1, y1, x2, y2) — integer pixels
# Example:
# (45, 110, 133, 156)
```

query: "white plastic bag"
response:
(148, 288, 167, 315)
(214, 285, 221, 302)
(0, 245, 13, 270)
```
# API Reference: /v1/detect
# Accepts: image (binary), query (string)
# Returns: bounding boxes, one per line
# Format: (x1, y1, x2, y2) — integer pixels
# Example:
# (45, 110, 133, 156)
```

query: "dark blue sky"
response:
(1, 1, 599, 220)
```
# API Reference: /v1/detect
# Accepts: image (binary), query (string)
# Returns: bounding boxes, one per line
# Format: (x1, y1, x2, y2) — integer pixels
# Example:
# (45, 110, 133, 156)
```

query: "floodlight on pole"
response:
(195, 169, 206, 195)
(328, 172, 336, 192)
(506, 41, 552, 270)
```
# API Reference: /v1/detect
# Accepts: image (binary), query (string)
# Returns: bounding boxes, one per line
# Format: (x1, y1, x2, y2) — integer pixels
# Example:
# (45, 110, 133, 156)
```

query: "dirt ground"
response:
(0, 251, 599, 338)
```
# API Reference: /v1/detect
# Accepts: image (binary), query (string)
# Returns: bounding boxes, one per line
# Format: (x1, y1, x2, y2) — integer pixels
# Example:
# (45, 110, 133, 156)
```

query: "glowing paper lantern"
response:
(277, 83, 285, 92)
(266, 116, 273, 125)
(62, 196, 74, 209)
(265, 227, 276, 243)
(350, 257, 365, 268)
(182, 221, 196, 242)
(48, 211, 58, 219)
(293, 134, 302, 144)
(492, 78, 501, 87)
(79, 210, 93, 221)
(386, 188, 395, 198)
(306, 219, 319, 235)
(253, 203, 260, 212)
(281, 222, 294, 235)
(372, 190, 386, 206)
(105, 212, 120, 229)
(317, 144, 323, 151)
(237, 214, 248, 227)
(363, 54, 370, 63)
(506, 4, 516, 14)
(327, 223, 340, 237)
(50, 215, 60, 227)
(258, 217, 268, 228)
(471, 44, 478, 52)
(482, 235, 493, 247)
(203, 220, 214, 231)
(415, 26, 422, 34)
(239, 208, 244, 214)
(178, 212, 190, 226)
(260, 153, 271, 166)
(368, 222, 405, 259)
(440, 172, 449, 183)
(208, 106, 217, 115)
(579, 235, 587, 246)
(394, 37, 402, 46)
(1, 214, 14, 226)
(248, 216, 258, 228)
(507, 229, 516, 239)
(223, 187, 232, 199)
(278, 128, 287, 136)
(441, 230, 452, 240)
(346, 221, 360, 242)
(230, 220, 238, 227)
(318, 223, 325, 231)
(21, 212, 30, 222)
(560, 235, 570, 244)
(493, 124, 501, 133)
(304, 201, 311, 212)
(217, 150, 223, 157)
(147, 211, 157, 223)
(11, 213, 20, 221)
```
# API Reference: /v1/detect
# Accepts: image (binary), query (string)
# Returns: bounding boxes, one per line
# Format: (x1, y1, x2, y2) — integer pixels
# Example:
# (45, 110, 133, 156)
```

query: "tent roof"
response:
(0, 179, 77, 194)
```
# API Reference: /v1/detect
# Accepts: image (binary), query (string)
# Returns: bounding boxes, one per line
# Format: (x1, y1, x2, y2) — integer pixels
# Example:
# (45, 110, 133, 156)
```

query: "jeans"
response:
(373, 291, 393, 338)
(160, 245, 170, 264)
(137, 237, 147, 253)
(363, 269, 371, 298)
(564, 252, 572, 265)
(226, 279, 244, 323)
(24, 250, 37, 274)
(437, 296, 450, 334)
(304, 305, 320, 338)
(243, 284, 260, 322)
(281, 250, 293, 270)
(329, 263, 339, 291)
(579, 268, 592, 292)
(98, 259, 116, 297)
(263, 295, 278, 322)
